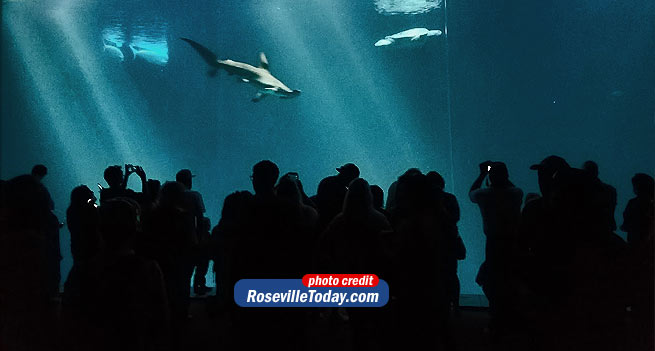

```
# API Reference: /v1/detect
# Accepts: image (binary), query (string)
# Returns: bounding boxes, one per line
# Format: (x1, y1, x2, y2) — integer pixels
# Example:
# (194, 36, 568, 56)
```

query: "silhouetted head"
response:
(336, 163, 360, 184)
(277, 174, 302, 205)
(370, 185, 384, 209)
(426, 171, 445, 190)
(551, 168, 603, 237)
(31, 164, 47, 182)
(4, 175, 48, 230)
(632, 173, 654, 198)
(159, 181, 186, 209)
(343, 178, 373, 218)
(489, 162, 511, 187)
(252, 160, 279, 195)
(99, 198, 139, 251)
(396, 170, 433, 212)
(582, 160, 599, 179)
(104, 165, 124, 188)
(176, 169, 195, 190)
(402, 168, 422, 177)
(147, 179, 161, 202)
(221, 191, 252, 224)
(530, 155, 570, 196)
(70, 185, 96, 208)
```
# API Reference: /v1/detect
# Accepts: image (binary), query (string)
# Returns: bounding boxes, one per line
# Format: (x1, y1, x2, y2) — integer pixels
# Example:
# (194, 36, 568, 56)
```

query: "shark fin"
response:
(180, 38, 221, 68)
(252, 92, 267, 102)
(259, 52, 269, 70)
(241, 78, 250, 83)
(410, 35, 421, 41)
(265, 87, 278, 92)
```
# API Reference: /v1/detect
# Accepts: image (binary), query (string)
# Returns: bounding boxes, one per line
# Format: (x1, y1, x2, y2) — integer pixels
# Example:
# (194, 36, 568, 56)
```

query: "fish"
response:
(129, 45, 168, 66)
(180, 37, 301, 102)
(103, 40, 124, 61)
(374, 27, 443, 48)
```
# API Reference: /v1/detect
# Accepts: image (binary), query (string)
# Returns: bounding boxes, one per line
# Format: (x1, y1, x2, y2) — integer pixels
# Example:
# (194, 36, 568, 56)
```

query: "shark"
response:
(180, 38, 301, 102)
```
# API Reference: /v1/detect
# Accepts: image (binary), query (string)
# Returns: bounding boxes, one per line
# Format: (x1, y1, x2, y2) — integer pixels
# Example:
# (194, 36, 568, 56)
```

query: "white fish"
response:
(375, 27, 443, 48)
(181, 38, 301, 102)
(103, 41, 124, 61)
(129, 45, 168, 66)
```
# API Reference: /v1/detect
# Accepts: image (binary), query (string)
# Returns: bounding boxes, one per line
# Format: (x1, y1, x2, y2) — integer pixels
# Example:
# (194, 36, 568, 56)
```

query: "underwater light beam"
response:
(253, 3, 371, 166)
(317, 0, 425, 169)
(4, 6, 86, 185)
(49, 5, 137, 162)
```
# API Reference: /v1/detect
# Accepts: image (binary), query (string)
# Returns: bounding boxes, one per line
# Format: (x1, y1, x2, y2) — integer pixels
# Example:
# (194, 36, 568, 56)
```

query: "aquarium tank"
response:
(2, 0, 653, 296)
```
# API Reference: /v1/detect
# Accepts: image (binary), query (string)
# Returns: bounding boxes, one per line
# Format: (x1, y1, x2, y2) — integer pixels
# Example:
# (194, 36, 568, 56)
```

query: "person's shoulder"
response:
(469, 188, 489, 203)
(470, 187, 491, 196)
(444, 192, 458, 202)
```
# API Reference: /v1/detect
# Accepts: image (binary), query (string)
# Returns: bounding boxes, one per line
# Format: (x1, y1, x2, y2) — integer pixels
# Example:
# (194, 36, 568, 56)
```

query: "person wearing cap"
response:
(469, 160, 523, 339)
(519, 155, 571, 254)
(314, 163, 360, 230)
(176, 169, 211, 296)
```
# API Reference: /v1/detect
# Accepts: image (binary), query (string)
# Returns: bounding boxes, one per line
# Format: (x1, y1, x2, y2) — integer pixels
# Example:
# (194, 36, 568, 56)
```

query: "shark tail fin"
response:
(180, 37, 221, 68)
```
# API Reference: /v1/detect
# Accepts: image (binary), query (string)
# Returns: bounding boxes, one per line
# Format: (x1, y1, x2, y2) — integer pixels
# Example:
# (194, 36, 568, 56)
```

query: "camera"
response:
(125, 164, 136, 173)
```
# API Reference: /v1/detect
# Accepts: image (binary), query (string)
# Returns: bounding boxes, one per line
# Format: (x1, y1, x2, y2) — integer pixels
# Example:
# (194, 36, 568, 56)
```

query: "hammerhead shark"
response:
(180, 38, 301, 102)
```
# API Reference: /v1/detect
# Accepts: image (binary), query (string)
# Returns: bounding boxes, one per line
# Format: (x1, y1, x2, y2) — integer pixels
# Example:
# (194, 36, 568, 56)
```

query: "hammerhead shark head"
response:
(180, 38, 301, 102)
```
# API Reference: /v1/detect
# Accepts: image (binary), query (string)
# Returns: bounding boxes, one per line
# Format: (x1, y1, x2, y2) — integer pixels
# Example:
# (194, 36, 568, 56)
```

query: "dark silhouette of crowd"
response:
(0, 158, 652, 351)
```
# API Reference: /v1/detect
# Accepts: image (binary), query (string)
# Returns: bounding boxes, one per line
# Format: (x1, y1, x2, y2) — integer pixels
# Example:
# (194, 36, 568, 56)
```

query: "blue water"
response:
(2, 0, 653, 295)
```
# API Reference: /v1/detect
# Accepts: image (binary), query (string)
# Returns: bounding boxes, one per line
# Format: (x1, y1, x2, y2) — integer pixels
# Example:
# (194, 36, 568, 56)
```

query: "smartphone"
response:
(487, 165, 491, 171)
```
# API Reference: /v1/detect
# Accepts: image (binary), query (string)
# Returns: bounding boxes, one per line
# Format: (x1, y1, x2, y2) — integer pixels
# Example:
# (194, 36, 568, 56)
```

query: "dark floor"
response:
(183, 294, 494, 351)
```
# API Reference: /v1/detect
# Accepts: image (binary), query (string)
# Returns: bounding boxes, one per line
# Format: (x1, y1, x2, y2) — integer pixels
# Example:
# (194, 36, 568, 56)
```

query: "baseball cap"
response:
(530, 155, 570, 173)
(336, 163, 360, 178)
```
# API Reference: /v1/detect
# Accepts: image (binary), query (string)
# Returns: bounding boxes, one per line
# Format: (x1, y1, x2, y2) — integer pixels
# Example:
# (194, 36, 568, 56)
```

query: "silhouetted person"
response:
(100, 164, 149, 205)
(0, 175, 59, 350)
(148, 181, 195, 348)
(282, 171, 317, 209)
(370, 184, 390, 219)
(536, 168, 629, 351)
(519, 155, 571, 256)
(62, 186, 102, 315)
(320, 178, 391, 350)
(582, 160, 618, 231)
(321, 178, 390, 273)
(391, 170, 453, 350)
(385, 168, 421, 212)
(66, 186, 101, 264)
(67, 198, 170, 351)
(622, 174, 654, 351)
(32, 164, 62, 299)
(621, 173, 654, 246)
(314, 163, 360, 230)
(209, 191, 253, 314)
(470, 161, 522, 340)
(232, 160, 302, 349)
(427, 170, 466, 309)
(176, 169, 211, 295)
